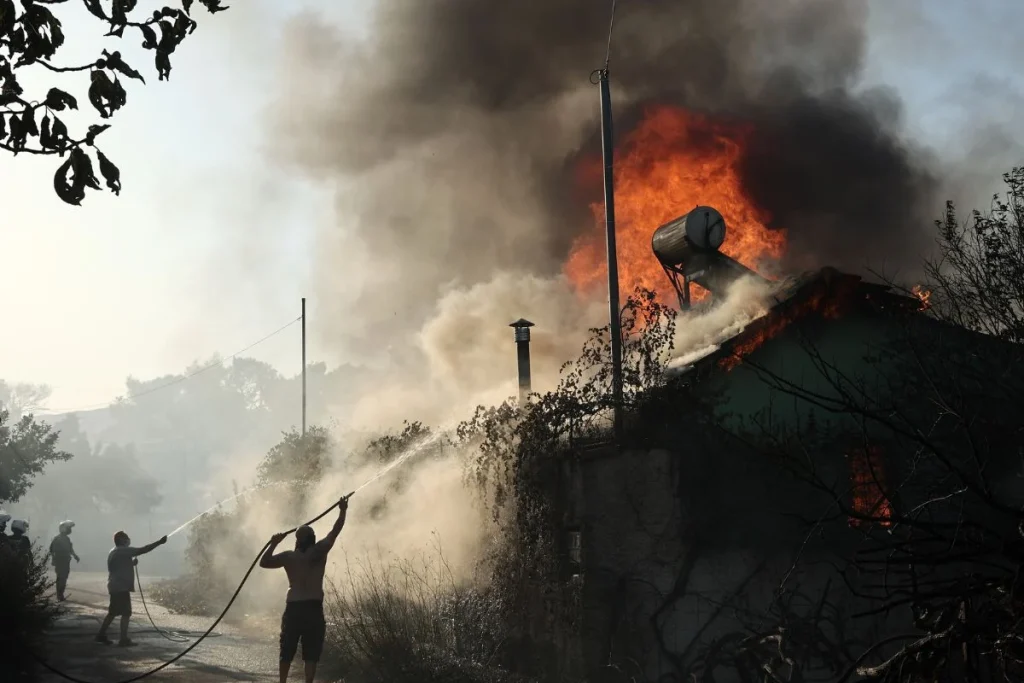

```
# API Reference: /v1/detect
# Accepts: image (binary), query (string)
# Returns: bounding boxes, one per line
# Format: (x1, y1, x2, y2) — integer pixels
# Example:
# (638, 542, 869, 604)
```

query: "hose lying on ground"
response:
(32, 497, 347, 683)
(134, 566, 204, 643)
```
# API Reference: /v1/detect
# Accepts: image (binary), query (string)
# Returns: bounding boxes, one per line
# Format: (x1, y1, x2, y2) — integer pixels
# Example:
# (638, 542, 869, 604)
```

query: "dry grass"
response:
(321, 548, 526, 683)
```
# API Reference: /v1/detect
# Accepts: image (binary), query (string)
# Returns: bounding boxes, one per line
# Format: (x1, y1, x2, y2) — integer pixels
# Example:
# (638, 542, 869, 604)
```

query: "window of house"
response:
(847, 445, 893, 528)
(567, 529, 582, 565)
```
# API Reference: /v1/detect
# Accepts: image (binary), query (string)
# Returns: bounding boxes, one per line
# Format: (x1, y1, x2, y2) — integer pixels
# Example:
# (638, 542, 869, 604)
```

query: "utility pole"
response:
(301, 297, 307, 437)
(598, 67, 624, 441)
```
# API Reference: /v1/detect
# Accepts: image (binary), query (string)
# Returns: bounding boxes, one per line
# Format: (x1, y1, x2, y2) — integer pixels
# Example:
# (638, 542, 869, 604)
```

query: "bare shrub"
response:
(321, 548, 524, 683)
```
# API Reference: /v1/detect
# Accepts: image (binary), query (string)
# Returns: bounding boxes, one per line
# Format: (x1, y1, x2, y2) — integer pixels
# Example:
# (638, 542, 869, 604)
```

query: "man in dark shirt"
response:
(95, 530, 167, 646)
(9, 519, 31, 553)
(260, 497, 348, 683)
(49, 521, 80, 602)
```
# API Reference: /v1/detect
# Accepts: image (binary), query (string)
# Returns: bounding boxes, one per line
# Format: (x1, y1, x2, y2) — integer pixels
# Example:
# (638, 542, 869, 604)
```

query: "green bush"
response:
(0, 544, 63, 682)
(321, 553, 526, 683)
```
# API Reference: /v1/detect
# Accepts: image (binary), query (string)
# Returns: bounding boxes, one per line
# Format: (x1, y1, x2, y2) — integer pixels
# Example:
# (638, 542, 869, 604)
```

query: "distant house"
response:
(563, 267, 1018, 682)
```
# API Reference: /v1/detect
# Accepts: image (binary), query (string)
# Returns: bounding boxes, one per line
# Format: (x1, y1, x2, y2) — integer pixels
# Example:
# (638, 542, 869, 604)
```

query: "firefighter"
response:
(49, 521, 80, 601)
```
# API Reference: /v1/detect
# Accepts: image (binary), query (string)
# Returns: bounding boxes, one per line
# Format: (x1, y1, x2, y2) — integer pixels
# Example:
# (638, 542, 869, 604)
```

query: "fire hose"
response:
(31, 492, 354, 683)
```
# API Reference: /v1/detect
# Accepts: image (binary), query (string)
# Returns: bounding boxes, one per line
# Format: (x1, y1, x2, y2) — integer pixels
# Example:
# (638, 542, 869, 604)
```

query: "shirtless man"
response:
(259, 498, 348, 683)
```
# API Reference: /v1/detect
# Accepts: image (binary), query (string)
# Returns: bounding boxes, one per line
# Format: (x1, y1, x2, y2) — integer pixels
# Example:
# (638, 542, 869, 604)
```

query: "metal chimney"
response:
(509, 319, 535, 405)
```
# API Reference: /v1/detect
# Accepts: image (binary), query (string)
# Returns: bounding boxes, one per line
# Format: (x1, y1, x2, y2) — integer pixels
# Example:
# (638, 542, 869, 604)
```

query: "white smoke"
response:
(669, 275, 787, 370)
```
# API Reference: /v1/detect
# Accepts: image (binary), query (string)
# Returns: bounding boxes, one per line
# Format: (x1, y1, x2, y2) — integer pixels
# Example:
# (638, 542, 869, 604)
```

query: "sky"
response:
(0, 0, 1021, 412)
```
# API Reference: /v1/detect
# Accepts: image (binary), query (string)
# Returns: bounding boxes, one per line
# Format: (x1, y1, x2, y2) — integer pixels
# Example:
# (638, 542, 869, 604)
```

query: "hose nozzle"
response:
(342, 491, 355, 502)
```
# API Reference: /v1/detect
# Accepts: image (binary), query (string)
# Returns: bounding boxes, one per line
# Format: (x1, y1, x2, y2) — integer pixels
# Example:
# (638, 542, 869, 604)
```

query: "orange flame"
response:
(911, 284, 931, 311)
(848, 446, 893, 528)
(718, 282, 848, 371)
(564, 106, 786, 301)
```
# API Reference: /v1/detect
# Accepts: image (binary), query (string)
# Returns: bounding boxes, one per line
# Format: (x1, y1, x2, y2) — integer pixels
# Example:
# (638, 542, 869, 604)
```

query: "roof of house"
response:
(668, 267, 926, 378)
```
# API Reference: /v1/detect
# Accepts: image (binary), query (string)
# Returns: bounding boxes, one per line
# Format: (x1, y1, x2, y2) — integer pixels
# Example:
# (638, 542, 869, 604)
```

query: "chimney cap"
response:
(509, 318, 535, 328)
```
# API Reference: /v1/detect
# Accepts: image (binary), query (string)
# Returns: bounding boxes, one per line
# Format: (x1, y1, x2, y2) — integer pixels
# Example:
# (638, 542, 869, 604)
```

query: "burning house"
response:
(559, 203, 1022, 681)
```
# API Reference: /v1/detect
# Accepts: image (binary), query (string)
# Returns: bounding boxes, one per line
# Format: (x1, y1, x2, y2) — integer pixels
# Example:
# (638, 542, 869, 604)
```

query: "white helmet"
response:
(11, 519, 28, 534)
(59, 520, 75, 533)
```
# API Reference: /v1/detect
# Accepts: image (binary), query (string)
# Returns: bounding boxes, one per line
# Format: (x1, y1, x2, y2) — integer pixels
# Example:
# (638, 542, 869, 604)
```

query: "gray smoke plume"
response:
(274, 0, 940, 375)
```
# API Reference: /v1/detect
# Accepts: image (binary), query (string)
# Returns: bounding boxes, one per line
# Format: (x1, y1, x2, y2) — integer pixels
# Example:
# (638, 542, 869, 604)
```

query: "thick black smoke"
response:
(278, 0, 937, 360)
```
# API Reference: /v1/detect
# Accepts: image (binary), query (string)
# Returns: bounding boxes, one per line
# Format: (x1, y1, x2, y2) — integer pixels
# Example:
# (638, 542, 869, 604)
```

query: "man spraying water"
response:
(49, 520, 80, 602)
(260, 496, 349, 683)
(95, 530, 167, 646)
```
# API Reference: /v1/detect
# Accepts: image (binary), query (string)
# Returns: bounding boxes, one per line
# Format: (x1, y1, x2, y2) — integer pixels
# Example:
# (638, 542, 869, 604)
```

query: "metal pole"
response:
(599, 69, 624, 441)
(301, 297, 307, 437)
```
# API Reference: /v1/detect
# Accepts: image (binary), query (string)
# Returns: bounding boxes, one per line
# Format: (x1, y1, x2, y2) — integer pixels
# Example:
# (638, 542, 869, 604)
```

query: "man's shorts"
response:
(279, 600, 326, 663)
(108, 591, 132, 617)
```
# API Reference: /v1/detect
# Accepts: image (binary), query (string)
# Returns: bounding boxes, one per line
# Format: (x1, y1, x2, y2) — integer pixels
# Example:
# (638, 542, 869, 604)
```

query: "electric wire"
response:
(590, 0, 619, 85)
(38, 316, 302, 414)
(29, 497, 348, 683)
(604, 0, 617, 70)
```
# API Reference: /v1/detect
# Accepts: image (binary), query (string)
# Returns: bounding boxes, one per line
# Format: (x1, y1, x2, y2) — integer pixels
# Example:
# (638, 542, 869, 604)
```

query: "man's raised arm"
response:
(131, 535, 167, 557)
(314, 498, 349, 557)
(259, 532, 290, 569)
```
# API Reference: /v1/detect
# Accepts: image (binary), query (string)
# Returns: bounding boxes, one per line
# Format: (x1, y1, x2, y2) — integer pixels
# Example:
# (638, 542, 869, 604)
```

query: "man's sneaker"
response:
(95, 635, 113, 645)
(117, 638, 137, 647)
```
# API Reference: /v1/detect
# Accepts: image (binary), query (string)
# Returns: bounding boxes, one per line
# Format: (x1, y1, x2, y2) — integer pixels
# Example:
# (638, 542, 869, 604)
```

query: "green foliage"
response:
(0, 408, 72, 504)
(0, 0, 229, 204)
(0, 544, 63, 682)
(256, 425, 334, 488)
(365, 421, 435, 464)
(150, 506, 242, 616)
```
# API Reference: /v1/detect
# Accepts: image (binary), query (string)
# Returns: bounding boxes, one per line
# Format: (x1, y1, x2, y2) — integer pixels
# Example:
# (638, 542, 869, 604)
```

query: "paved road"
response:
(36, 571, 302, 683)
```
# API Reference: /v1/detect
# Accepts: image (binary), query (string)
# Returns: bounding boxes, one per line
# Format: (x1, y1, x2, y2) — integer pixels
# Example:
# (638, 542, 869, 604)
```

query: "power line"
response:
(38, 316, 302, 415)
(598, 0, 614, 69)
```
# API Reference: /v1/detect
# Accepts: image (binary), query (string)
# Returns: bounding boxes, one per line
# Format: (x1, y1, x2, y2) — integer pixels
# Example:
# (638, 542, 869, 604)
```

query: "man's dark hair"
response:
(113, 531, 129, 546)
(295, 526, 316, 551)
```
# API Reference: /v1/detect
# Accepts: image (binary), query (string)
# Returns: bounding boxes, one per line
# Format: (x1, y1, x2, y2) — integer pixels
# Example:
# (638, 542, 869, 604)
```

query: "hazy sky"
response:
(0, 0, 1021, 411)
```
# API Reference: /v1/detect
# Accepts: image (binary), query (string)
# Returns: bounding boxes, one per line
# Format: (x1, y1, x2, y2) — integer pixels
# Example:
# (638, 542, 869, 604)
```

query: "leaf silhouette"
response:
(7, 114, 24, 153)
(103, 50, 145, 84)
(199, 0, 229, 14)
(21, 108, 38, 138)
(0, 0, 15, 37)
(81, 0, 107, 21)
(139, 24, 157, 50)
(53, 154, 83, 205)
(88, 70, 117, 118)
(85, 123, 110, 146)
(44, 87, 78, 111)
(71, 147, 102, 192)
(51, 117, 69, 151)
(96, 149, 121, 195)
(155, 50, 172, 81)
(3, 0, 231, 201)
(39, 115, 54, 149)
